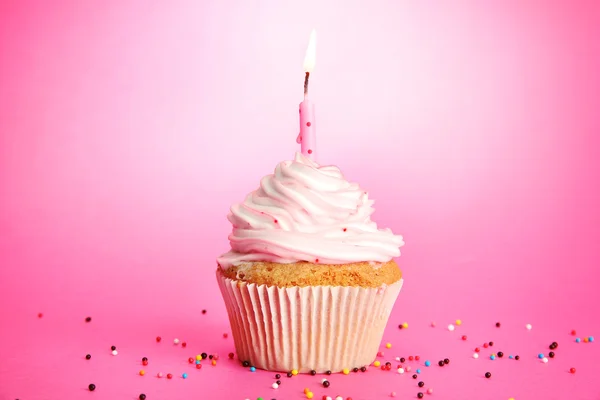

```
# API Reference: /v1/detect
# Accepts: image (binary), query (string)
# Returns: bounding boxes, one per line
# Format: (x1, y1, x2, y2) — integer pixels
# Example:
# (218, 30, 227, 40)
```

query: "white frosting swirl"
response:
(217, 153, 404, 268)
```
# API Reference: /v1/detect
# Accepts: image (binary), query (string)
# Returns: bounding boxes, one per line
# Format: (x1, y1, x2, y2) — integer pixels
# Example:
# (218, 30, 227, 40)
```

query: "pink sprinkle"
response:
(315, 259, 319, 263)
(406, 366, 411, 372)
(274, 219, 278, 223)
(431, 322, 436, 327)
(306, 122, 312, 127)
(377, 351, 384, 357)
(390, 392, 396, 397)
(37, 313, 43, 318)
(308, 149, 313, 154)
(223, 333, 228, 338)
(427, 388, 433, 394)
(157, 372, 163, 378)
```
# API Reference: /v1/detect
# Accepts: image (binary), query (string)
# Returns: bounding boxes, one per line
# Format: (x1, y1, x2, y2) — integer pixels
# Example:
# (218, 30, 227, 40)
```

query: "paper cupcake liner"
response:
(216, 270, 403, 373)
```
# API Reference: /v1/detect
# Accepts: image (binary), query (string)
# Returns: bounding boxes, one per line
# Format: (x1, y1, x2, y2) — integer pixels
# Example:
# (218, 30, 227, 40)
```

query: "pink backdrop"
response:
(1, 1, 599, 399)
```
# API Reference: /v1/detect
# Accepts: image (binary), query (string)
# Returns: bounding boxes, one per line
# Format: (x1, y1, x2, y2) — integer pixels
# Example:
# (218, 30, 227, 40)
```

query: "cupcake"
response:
(216, 152, 404, 373)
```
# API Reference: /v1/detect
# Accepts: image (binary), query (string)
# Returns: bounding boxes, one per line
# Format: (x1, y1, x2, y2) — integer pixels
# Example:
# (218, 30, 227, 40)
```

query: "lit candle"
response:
(297, 29, 317, 159)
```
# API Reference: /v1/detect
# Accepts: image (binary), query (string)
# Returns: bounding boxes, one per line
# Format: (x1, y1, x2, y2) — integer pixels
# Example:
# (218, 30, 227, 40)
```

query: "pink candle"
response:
(297, 30, 317, 159)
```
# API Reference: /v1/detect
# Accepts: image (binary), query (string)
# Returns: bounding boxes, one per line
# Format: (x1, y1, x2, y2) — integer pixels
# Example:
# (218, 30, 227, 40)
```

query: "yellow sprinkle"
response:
(196, 355, 202, 361)
(139, 370, 145, 376)
(292, 369, 299, 376)
(456, 319, 462, 326)
(304, 388, 310, 394)
(211, 360, 217, 366)
(402, 322, 409, 329)
(509, 398, 515, 400)
(385, 343, 392, 349)
(342, 368, 350, 375)
(306, 392, 314, 399)
(373, 361, 381, 367)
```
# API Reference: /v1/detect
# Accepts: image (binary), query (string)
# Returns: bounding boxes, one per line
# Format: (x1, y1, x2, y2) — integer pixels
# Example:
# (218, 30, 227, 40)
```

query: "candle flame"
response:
(303, 29, 317, 73)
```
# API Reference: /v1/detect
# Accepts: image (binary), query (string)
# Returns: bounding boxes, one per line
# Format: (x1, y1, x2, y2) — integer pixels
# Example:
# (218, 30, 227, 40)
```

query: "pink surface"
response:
(1, 1, 599, 399)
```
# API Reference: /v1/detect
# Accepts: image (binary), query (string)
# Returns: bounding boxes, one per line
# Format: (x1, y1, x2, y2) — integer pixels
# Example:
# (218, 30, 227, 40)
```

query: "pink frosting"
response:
(217, 153, 404, 269)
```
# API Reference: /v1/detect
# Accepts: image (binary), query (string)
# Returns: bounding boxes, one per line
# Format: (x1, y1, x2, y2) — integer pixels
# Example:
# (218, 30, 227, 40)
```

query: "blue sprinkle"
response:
(416, 369, 421, 374)
(537, 353, 544, 359)
(182, 373, 188, 379)
(509, 355, 514, 359)
(576, 338, 581, 343)
(195, 360, 201, 365)
(424, 361, 431, 367)
(250, 366, 256, 372)
(490, 355, 496, 360)
(589, 336, 595, 342)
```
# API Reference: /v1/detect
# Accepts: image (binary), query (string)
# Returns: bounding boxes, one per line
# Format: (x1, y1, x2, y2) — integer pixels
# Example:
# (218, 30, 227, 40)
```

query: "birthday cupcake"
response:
(216, 152, 404, 373)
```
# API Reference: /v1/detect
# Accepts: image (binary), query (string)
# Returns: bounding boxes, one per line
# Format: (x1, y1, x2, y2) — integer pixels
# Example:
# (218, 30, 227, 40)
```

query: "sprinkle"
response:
(448, 324, 455, 331)
(455, 319, 462, 326)
(509, 355, 514, 359)
(542, 357, 549, 363)
(250, 367, 256, 372)
(490, 355, 496, 360)
(202, 309, 207, 314)
(211, 360, 217, 366)
(142, 357, 148, 365)
(485, 372, 492, 378)
(38, 313, 43, 318)
(323, 380, 330, 387)
(373, 361, 381, 367)
(418, 381, 425, 387)
(390, 392, 396, 397)
(549, 352, 555, 358)
(182, 342, 187, 348)
(406, 366, 412, 372)
(139, 370, 145, 376)
(304, 388, 310, 394)
(402, 322, 409, 329)
(438, 360, 444, 366)
(188, 357, 194, 364)
(157, 372, 163, 378)
(342, 368, 350, 375)
(496, 322, 501, 327)
(417, 393, 424, 399)
(397, 368, 404, 374)
(88, 384, 96, 391)
(462, 335, 467, 340)
(306, 392, 314, 399)
(409, 356, 414, 361)
(272, 383, 279, 389)
(386, 343, 392, 349)
(85, 354, 91, 360)
(182, 373, 188, 379)
(395, 357, 400, 361)
(311, 370, 317, 375)
(111, 350, 118, 356)
(424, 361, 431, 367)
(430, 322, 436, 327)
(483, 343, 489, 348)
(196, 354, 202, 361)
(361, 366, 367, 372)
(139, 395, 146, 400)
(292, 369, 299, 375)
(473, 353, 479, 359)
(515, 355, 520, 360)
(223, 333, 228, 338)
(538, 354, 544, 359)
(475, 347, 480, 352)
(156, 336, 161, 342)
(229, 353, 234, 359)
(415, 356, 420, 361)
(576, 338, 581, 343)
(196, 364, 202, 369)
(111, 346, 116, 351)
(416, 369, 421, 374)
(412, 374, 418, 379)
(336, 397, 343, 400)
(378, 351, 384, 357)
(427, 388, 433, 394)
(173, 338, 180, 344)
(167, 373, 173, 379)
(571, 330, 577, 335)
(570, 367, 576, 373)
(590, 336, 595, 342)
(526, 324, 532, 330)
(85, 317, 92, 323)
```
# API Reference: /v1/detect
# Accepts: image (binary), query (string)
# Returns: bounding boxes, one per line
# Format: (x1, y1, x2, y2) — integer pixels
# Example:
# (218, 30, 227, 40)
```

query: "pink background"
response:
(1, 0, 599, 399)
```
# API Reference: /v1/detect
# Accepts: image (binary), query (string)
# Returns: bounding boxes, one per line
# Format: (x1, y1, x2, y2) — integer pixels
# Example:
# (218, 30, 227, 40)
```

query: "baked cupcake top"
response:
(217, 153, 404, 269)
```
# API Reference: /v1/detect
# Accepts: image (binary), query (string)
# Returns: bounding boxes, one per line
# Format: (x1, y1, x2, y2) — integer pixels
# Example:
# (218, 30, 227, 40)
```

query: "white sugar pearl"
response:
(272, 383, 279, 389)
(395, 357, 401, 361)
(111, 350, 118, 356)
(336, 397, 344, 400)
(542, 357, 548, 363)
(473, 353, 479, 359)
(526, 324, 532, 330)
(448, 324, 455, 331)
(174, 338, 180, 344)
(326, 397, 332, 400)
(397, 368, 405, 374)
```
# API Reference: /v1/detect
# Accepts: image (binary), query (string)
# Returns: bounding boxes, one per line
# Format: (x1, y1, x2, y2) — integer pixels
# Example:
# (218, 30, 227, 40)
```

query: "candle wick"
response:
(304, 72, 310, 97)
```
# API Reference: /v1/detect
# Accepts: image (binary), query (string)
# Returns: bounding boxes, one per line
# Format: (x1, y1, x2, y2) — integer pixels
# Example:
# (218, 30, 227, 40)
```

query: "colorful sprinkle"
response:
(455, 319, 462, 326)
(448, 324, 455, 331)
(342, 368, 350, 375)
(373, 361, 381, 367)
(386, 343, 392, 349)
(173, 338, 180, 344)
(182, 373, 188, 379)
(473, 353, 479, 359)
(139, 370, 145, 376)
(250, 367, 256, 372)
(526, 324, 532, 330)
(424, 361, 431, 367)
(292, 369, 299, 375)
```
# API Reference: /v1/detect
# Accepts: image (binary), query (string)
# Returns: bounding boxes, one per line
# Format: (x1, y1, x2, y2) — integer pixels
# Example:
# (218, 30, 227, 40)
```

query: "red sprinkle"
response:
(182, 342, 187, 348)
(308, 149, 313, 154)
(570, 368, 576, 374)
(37, 313, 43, 318)
(196, 363, 202, 369)
(571, 330, 577, 336)
(223, 333, 228, 338)
(343, 228, 347, 232)
(483, 343, 489, 348)
(167, 373, 173, 379)
(274, 220, 278, 224)
(475, 347, 480, 352)
(188, 358, 194, 364)
(415, 356, 420, 361)
(409, 356, 414, 361)
(228, 353, 234, 359)
(315, 259, 319, 263)
(462, 335, 467, 340)
(156, 336, 162, 342)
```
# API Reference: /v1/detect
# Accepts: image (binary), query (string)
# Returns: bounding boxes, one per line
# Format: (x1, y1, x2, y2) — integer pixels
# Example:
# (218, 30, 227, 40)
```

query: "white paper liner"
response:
(217, 270, 403, 373)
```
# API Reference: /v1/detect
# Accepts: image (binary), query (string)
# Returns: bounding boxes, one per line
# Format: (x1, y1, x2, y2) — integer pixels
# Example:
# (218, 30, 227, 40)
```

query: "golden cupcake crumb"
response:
(218, 260, 402, 288)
